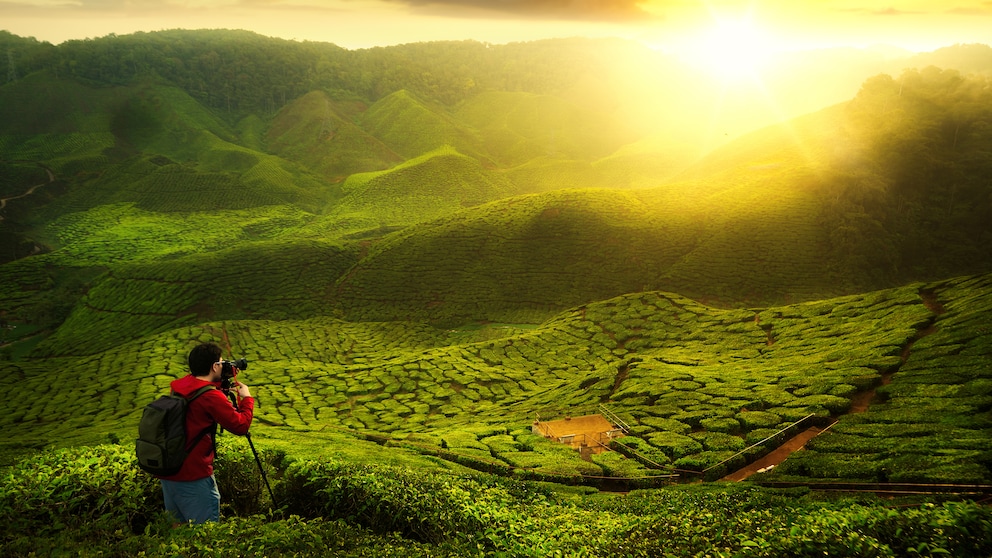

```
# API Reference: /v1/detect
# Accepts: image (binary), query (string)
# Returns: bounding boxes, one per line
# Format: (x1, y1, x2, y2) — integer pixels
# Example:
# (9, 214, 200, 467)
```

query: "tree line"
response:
(824, 66, 992, 284)
(1, 29, 645, 116)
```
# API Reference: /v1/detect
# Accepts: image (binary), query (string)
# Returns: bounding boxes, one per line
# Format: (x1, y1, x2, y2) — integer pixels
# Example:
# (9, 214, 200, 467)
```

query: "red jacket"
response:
(159, 374, 255, 481)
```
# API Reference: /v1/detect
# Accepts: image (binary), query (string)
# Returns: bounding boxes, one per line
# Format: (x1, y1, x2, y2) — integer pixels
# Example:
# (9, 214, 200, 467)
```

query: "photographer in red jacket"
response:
(159, 342, 254, 524)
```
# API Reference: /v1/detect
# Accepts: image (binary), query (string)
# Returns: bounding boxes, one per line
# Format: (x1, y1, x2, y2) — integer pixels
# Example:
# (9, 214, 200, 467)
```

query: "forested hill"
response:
(1, 29, 992, 349)
(672, 66, 992, 290)
(6, 30, 989, 152)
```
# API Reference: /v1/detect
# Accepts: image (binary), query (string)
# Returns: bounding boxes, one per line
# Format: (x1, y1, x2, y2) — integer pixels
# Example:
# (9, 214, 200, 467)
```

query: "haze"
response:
(3, 0, 991, 156)
(2, 0, 990, 59)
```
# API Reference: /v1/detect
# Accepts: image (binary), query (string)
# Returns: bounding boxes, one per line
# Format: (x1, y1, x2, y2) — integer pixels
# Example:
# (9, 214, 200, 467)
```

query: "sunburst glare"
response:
(680, 15, 780, 85)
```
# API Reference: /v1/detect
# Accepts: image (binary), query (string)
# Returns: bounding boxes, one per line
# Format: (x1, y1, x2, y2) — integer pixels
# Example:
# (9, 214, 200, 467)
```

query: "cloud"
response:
(1, 0, 661, 20)
(869, 7, 922, 16)
(385, 0, 661, 22)
(0, 0, 346, 16)
(945, 4, 992, 15)
(835, 5, 925, 16)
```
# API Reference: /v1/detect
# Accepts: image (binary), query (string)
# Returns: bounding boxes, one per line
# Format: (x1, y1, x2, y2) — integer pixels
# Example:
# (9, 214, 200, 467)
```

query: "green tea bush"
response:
(690, 431, 747, 452)
(137, 515, 437, 558)
(776, 502, 992, 558)
(645, 431, 703, 460)
(277, 459, 527, 543)
(213, 435, 285, 517)
(611, 437, 672, 469)
(737, 410, 783, 429)
(3, 443, 992, 557)
(274, 458, 592, 555)
(591, 450, 651, 478)
(698, 416, 742, 433)
(773, 450, 888, 481)
(596, 486, 992, 558)
(0, 444, 159, 543)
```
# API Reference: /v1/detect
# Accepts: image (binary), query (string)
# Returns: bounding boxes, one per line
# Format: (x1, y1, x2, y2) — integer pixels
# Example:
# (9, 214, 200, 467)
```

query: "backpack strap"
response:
(186, 385, 216, 402)
(178, 385, 218, 453)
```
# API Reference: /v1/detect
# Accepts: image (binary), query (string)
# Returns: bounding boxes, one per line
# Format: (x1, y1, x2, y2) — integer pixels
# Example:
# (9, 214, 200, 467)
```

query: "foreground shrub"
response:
(213, 434, 285, 516)
(597, 485, 992, 558)
(8, 513, 460, 558)
(0, 443, 159, 543)
(276, 458, 550, 547)
(4, 445, 991, 557)
(777, 501, 992, 557)
(138, 515, 450, 558)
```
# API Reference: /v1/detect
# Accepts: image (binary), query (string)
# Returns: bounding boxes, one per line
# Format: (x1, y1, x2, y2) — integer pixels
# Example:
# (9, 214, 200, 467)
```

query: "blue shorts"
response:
(161, 475, 221, 524)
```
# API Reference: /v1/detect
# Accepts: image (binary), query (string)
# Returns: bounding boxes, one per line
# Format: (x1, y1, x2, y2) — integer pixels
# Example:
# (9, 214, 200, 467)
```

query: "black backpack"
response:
(135, 386, 215, 476)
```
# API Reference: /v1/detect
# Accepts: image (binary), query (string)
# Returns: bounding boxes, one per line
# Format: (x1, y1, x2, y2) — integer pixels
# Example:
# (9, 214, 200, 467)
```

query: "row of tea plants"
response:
(2, 442, 990, 557)
(2, 273, 990, 484)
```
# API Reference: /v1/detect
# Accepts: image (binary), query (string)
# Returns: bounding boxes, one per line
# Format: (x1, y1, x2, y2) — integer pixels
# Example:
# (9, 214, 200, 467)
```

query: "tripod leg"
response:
(245, 432, 276, 508)
(227, 391, 276, 508)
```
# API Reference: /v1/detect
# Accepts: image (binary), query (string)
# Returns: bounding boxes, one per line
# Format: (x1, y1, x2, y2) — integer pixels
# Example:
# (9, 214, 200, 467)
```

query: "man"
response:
(159, 342, 254, 524)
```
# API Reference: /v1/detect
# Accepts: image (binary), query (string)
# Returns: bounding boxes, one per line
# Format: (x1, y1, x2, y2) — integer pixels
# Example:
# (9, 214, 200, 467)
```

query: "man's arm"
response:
(204, 386, 255, 435)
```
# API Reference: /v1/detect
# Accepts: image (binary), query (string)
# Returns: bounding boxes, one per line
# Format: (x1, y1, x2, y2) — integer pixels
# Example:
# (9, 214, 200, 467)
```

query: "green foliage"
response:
(6, 446, 991, 557)
(137, 515, 433, 558)
(266, 90, 402, 181)
(593, 485, 992, 558)
(27, 237, 359, 355)
(334, 188, 700, 323)
(276, 458, 567, 555)
(213, 436, 283, 517)
(361, 90, 487, 161)
(330, 146, 513, 230)
(0, 444, 159, 541)
(824, 68, 992, 285)
(5, 33, 992, 335)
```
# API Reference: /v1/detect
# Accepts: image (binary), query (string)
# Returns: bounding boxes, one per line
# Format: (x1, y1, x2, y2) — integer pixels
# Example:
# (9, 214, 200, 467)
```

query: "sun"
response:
(680, 16, 778, 84)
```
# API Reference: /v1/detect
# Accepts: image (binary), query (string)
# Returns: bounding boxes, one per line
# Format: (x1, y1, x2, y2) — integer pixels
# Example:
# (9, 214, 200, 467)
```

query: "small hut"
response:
(532, 413, 626, 456)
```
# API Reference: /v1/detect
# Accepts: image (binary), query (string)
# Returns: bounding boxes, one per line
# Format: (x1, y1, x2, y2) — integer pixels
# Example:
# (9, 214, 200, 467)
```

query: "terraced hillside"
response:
(3, 272, 990, 485)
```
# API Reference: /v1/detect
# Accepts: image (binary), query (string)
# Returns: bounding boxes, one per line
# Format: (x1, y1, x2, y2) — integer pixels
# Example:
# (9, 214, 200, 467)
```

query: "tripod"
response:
(223, 389, 276, 508)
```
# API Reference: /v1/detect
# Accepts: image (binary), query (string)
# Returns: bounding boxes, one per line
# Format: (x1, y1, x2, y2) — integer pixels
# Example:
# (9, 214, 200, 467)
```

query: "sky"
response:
(2, 0, 991, 61)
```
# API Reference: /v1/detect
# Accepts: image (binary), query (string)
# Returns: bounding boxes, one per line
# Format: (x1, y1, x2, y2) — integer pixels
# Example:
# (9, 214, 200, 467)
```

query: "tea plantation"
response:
(3, 439, 991, 556)
(3, 30, 992, 556)
(3, 273, 991, 484)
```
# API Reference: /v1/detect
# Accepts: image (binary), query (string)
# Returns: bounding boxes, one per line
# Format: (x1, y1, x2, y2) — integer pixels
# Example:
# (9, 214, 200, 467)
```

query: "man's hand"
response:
(235, 381, 251, 399)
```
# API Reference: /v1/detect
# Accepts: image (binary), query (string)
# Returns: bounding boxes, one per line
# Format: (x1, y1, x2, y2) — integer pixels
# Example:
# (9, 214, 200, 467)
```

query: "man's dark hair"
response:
(188, 343, 222, 377)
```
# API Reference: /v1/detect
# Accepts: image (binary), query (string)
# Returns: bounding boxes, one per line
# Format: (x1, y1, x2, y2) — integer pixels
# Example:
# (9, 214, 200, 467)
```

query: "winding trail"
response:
(721, 288, 946, 482)
(721, 425, 831, 481)
(0, 165, 55, 222)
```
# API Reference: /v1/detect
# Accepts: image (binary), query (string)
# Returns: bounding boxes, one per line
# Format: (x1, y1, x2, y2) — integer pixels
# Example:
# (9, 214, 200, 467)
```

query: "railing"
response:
(598, 404, 630, 433)
(596, 429, 626, 445)
(557, 433, 586, 445)
(533, 421, 554, 438)
(699, 413, 820, 476)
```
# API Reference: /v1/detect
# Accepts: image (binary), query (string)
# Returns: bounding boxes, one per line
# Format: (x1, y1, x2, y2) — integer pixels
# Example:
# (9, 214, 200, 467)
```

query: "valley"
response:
(0, 29, 990, 557)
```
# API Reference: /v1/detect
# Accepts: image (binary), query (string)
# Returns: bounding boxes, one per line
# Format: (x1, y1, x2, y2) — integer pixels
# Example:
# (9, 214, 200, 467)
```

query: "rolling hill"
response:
(265, 90, 403, 181)
(2, 28, 992, 557)
(1, 29, 991, 525)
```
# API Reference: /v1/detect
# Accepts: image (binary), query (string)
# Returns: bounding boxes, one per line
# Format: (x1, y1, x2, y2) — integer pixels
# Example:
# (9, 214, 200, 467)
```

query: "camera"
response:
(220, 358, 248, 391)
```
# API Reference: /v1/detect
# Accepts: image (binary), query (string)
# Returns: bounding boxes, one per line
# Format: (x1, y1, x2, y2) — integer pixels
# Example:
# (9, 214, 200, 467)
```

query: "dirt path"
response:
(0, 166, 55, 221)
(721, 288, 947, 482)
(720, 425, 831, 481)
